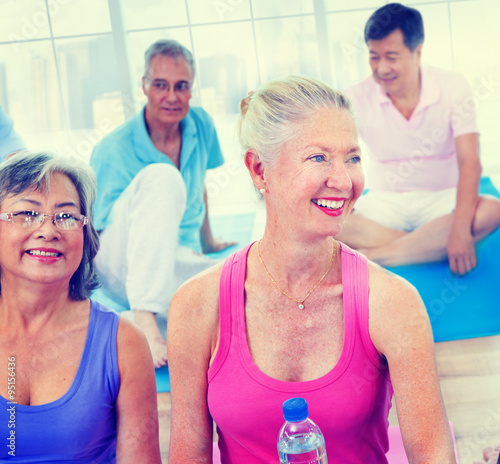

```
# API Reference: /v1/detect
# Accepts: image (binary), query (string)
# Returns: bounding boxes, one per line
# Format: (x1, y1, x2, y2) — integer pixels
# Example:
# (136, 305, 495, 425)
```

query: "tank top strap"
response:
(339, 242, 385, 368)
(208, 243, 254, 381)
(86, 301, 121, 398)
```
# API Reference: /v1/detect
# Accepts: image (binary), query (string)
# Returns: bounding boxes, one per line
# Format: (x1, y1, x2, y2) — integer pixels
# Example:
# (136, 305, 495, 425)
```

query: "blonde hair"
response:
(238, 75, 352, 166)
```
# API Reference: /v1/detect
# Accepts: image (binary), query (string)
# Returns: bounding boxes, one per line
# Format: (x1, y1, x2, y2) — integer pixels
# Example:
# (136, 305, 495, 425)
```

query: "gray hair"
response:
(0, 150, 100, 300)
(144, 39, 195, 78)
(238, 75, 353, 166)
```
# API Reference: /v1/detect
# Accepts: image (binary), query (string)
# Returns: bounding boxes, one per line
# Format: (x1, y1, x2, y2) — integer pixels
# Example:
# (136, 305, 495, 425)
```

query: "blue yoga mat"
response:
(155, 212, 256, 392)
(155, 365, 171, 393)
(207, 212, 256, 260)
(387, 177, 500, 342)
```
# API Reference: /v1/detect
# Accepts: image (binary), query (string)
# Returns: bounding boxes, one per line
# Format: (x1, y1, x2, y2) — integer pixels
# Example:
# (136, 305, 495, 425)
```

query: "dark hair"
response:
(364, 3, 424, 51)
(0, 150, 100, 300)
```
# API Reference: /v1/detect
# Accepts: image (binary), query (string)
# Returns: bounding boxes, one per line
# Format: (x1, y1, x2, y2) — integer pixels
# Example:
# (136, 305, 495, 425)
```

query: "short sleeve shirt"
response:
(90, 106, 224, 251)
(0, 105, 25, 160)
(345, 65, 479, 192)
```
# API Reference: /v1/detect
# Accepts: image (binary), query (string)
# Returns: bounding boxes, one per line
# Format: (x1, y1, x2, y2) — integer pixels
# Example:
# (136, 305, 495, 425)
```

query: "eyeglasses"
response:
(145, 76, 191, 94)
(0, 211, 88, 231)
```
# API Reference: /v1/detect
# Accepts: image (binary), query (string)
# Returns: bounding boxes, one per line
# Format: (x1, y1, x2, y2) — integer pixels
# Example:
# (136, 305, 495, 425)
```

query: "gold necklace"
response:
(257, 238, 336, 309)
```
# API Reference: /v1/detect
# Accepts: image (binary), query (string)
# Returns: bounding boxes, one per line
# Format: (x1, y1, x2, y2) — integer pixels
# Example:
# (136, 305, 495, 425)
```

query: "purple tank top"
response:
(208, 242, 393, 463)
(0, 300, 119, 462)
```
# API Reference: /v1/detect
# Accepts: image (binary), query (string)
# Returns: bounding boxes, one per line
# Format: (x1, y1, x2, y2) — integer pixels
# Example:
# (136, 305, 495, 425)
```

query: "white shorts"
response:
(353, 188, 457, 231)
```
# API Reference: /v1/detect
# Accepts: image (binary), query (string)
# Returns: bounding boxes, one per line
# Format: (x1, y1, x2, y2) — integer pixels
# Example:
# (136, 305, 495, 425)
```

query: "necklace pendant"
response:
(298, 303, 304, 310)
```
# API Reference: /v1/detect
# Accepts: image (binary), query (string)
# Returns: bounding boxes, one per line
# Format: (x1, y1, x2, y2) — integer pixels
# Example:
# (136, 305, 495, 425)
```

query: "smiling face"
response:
(142, 54, 193, 126)
(0, 172, 85, 291)
(368, 29, 422, 98)
(262, 107, 364, 240)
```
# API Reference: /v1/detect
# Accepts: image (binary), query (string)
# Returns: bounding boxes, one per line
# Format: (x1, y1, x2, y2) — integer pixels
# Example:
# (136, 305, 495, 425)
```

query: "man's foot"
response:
(133, 310, 168, 368)
(473, 445, 500, 464)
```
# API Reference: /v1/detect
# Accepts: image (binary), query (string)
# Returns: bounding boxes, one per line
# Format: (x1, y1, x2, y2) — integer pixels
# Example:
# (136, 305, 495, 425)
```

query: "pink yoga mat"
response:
(212, 423, 458, 463)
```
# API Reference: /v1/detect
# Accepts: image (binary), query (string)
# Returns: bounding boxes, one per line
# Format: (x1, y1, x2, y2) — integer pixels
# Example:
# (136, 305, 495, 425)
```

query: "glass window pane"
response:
(327, 10, 372, 91)
(254, 17, 320, 83)
(416, 4, 453, 70)
(450, 0, 500, 76)
(326, 0, 384, 13)
(0, 41, 64, 136)
(55, 35, 123, 133)
(450, 0, 500, 177)
(252, 0, 314, 18)
(0, 1, 51, 41)
(191, 22, 259, 117)
(122, 0, 188, 30)
(327, 0, 440, 12)
(190, 20, 259, 205)
(50, 0, 112, 36)
(187, 0, 251, 24)
(398, 0, 447, 5)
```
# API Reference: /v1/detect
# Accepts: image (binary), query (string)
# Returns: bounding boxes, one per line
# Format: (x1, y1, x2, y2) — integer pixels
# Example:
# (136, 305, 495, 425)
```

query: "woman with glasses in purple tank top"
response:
(0, 151, 161, 463)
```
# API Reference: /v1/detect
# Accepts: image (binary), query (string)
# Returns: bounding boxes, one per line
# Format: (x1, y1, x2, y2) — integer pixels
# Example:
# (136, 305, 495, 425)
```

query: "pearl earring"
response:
(259, 188, 266, 194)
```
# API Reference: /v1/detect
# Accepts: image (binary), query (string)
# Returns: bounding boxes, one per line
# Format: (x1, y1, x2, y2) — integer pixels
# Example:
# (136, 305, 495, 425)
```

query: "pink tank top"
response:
(207, 242, 393, 464)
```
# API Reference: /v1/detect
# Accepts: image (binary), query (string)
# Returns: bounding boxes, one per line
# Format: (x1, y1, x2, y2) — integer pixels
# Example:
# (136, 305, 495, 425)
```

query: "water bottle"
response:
(277, 397, 328, 464)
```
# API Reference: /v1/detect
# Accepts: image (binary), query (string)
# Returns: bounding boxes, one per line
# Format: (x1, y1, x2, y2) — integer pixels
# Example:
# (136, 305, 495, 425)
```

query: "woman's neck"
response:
(257, 226, 338, 287)
(0, 278, 72, 332)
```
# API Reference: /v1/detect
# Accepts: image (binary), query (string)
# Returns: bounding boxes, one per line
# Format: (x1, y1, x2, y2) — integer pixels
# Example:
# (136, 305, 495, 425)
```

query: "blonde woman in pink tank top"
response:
(167, 75, 456, 463)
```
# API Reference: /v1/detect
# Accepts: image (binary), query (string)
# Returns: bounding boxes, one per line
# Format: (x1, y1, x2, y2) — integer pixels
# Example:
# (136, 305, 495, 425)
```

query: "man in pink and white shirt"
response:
(339, 2, 500, 275)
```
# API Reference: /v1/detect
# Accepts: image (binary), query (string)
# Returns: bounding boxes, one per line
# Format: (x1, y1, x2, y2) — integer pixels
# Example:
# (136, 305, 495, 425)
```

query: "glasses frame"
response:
(145, 75, 191, 94)
(0, 210, 88, 231)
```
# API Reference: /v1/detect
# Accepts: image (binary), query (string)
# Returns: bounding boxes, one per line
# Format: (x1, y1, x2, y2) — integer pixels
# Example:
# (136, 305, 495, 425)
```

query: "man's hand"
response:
(201, 188, 238, 254)
(201, 236, 237, 254)
(447, 226, 476, 275)
(449, 132, 481, 276)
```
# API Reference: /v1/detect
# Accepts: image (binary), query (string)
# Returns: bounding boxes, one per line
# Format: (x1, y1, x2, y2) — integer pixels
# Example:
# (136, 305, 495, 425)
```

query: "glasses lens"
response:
(55, 212, 80, 230)
(12, 211, 42, 229)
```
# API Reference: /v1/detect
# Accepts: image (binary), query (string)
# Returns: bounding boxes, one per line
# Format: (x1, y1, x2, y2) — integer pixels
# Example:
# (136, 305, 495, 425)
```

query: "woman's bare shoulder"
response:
(167, 261, 225, 369)
(167, 261, 224, 346)
(367, 259, 421, 309)
(366, 259, 432, 355)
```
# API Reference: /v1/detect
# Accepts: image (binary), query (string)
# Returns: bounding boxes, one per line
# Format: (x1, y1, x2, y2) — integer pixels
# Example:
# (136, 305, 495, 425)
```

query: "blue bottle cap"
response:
(283, 397, 309, 422)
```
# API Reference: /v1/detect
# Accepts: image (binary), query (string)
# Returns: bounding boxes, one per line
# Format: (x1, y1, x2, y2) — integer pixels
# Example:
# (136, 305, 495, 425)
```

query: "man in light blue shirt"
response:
(0, 105, 25, 160)
(90, 39, 235, 367)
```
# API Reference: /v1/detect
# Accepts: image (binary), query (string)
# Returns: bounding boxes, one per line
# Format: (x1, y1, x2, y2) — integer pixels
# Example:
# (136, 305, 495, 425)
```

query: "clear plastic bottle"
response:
(277, 397, 328, 464)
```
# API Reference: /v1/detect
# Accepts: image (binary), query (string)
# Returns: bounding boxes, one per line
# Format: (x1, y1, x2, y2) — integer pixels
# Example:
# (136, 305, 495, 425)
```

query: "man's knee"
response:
(474, 195, 500, 236)
(477, 195, 500, 216)
(135, 163, 185, 191)
(129, 163, 187, 207)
